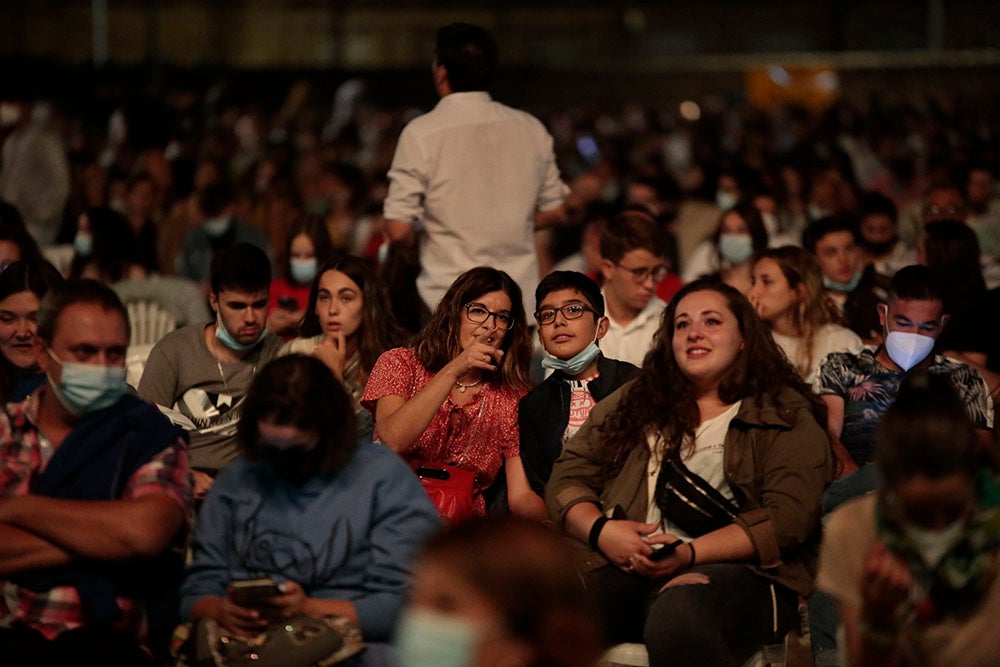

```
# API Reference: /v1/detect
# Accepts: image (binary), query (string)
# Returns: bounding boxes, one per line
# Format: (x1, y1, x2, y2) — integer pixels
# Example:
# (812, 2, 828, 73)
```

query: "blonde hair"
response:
(756, 246, 842, 376)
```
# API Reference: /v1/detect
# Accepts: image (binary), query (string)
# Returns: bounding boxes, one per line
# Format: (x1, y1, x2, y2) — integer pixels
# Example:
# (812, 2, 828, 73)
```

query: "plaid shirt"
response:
(0, 392, 192, 640)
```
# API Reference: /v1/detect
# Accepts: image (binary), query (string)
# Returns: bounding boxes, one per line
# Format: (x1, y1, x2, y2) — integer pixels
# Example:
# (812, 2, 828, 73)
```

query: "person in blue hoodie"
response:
(518, 271, 639, 497)
(179, 354, 440, 659)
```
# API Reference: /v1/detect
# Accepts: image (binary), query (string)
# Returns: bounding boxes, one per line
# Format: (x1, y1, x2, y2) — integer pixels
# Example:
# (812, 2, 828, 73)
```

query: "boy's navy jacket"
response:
(518, 354, 639, 494)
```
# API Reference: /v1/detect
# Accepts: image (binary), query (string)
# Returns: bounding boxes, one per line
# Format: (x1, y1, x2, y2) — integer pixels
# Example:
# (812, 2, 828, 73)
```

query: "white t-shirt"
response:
(600, 292, 667, 368)
(645, 401, 741, 539)
(771, 323, 864, 387)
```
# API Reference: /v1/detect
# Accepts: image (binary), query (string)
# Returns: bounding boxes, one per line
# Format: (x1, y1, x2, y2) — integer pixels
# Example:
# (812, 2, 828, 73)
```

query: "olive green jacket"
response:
(545, 382, 833, 597)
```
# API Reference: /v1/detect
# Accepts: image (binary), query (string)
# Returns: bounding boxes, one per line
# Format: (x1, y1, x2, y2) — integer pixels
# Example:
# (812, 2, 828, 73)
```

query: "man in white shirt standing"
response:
(383, 23, 568, 316)
(598, 210, 670, 367)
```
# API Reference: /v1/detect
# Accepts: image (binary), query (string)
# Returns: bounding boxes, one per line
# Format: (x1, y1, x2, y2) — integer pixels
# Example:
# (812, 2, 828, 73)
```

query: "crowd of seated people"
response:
(2, 20, 1000, 667)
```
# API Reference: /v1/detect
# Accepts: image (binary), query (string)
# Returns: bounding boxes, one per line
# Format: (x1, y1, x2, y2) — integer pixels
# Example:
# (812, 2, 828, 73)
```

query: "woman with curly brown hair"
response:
(546, 279, 833, 666)
(362, 266, 545, 521)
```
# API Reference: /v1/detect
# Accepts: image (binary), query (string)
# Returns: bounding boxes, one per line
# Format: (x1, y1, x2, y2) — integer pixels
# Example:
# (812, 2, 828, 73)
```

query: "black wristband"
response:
(687, 542, 697, 568)
(588, 516, 609, 552)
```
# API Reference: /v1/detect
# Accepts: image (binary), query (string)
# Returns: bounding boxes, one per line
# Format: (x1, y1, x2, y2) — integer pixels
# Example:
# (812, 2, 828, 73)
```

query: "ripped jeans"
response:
(583, 562, 797, 667)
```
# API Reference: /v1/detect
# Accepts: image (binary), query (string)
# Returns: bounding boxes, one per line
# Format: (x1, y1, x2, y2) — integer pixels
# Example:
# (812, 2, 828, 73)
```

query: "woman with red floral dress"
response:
(362, 266, 546, 521)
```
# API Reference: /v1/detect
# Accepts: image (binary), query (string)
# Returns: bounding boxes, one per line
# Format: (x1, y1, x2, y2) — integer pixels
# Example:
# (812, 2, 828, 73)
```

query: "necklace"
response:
(454, 378, 483, 393)
(210, 328, 257, 389)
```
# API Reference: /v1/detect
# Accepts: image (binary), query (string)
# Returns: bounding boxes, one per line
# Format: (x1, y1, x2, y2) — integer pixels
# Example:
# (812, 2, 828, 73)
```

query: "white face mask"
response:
(394, 607, 485, 667)
(902, 519, 966, 568)
(884, 330, 935, 371)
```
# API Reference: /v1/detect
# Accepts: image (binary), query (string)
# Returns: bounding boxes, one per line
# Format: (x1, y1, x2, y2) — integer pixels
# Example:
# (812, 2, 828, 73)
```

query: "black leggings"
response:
(0, 624, 155, 667)
(584, 562, 798, 667)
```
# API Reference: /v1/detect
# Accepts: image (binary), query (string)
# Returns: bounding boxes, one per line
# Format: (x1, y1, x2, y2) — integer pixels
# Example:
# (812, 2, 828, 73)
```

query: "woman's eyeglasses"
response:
(534, 303, 595, 326)
(464, 303, 514, 331)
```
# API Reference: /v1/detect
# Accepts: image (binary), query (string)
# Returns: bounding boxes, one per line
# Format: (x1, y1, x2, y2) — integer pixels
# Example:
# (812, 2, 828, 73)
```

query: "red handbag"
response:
(412, 461, 476, 527)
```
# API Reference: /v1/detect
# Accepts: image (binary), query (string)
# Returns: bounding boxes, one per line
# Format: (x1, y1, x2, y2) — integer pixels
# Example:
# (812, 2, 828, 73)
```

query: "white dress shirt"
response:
(384, 92, 568, 314)
(599, 293, 667, 367)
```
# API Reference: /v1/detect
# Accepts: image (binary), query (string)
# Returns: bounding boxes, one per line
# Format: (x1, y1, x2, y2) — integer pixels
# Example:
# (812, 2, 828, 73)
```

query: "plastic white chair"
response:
(126, 299, 177, 347)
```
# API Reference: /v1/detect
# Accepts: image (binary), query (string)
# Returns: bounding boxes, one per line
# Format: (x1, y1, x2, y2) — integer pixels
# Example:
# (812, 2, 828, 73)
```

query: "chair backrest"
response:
(126, 342, 156, 390)
(126, 299, 177, 347)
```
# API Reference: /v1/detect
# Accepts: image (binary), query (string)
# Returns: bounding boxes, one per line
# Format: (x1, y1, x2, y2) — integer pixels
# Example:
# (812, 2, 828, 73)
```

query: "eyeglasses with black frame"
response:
(614, 262, 669, 284)
(464, 303, 515, 331)
(534, 303, 596, 326)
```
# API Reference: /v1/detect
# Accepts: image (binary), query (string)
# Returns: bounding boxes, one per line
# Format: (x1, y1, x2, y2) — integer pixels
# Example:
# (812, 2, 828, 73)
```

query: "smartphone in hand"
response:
(648, 539, 685, 562)
(229, 577, 282, 608)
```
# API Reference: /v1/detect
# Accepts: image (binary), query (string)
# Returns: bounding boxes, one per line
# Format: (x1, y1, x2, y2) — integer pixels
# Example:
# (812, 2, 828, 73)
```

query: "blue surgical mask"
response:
(73, 232, 93, 257)
(46, 349, 127, 416)
(884, 330, 935, 371)
(215, 310, 266, 352)
(716, 191, 738, 211)
(823, 270, 863, 293)
(718, 233, 754, 265)
(289, 257, 318, 285)
(542, 340, 602, 376)
(394, 608, 483, 667)
(203, 216, 232, 238)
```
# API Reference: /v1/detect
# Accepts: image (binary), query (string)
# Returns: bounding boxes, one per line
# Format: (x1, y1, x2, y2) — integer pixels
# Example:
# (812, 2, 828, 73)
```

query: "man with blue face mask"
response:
(139, 243, 281, 500)
(175, 181, 270, 286)
(0, 280, 192, 665)
(518, 271, 639, 497)
(804, 215, 891, 344)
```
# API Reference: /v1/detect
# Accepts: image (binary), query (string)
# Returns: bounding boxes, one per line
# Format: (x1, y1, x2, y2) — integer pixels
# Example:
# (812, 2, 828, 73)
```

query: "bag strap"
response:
(655, 457, 741, 529)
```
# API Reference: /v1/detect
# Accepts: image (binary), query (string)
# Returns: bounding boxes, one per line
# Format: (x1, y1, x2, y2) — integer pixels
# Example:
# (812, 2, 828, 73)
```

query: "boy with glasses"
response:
(518, 271, 639, 496)
(598, 210, 671, 366)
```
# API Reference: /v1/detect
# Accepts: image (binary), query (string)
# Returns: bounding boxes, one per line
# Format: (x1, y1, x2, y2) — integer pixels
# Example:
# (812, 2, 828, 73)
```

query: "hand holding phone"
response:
(229, 577, 282, 608)
(647, 539, 685, 562)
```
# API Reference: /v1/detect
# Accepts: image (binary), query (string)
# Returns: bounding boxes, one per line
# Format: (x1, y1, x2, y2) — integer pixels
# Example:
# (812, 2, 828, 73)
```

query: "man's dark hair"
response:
(197, 181, 235, 219)
(598, 210, 670, 264)
(875, 371, 977, 484)
(37, 279, 130, 345)
(435, 23, 499, 92)
(858, 191, 898, 223)
(887, 264, 944, 304)
(210, 242, 271, 295)
(535, 271, 605, 318)
(801, 215, 859, 253)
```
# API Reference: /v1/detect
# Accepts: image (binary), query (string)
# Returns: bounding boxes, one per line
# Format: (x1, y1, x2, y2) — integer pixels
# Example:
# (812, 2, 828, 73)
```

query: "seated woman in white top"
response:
(279, 256, 406, 438)
(748, 245, 863, 385)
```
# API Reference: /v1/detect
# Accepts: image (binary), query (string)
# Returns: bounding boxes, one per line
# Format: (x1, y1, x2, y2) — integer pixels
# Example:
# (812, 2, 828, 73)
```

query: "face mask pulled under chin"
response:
(884, 330, 935, 371)
(215, 311, 266, 352)
(541, 340, 601, 376)
(823, 270, 863, 293)
(394, 607, 485, 667)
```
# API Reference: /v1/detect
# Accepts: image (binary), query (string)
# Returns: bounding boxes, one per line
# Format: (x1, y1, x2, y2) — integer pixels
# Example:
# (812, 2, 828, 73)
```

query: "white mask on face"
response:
(884, 331, 935, 371)
(902, 519, 966, 568)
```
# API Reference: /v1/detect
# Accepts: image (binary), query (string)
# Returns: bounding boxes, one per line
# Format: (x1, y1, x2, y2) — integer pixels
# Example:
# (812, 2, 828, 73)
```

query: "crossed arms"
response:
(0, 493, 186, 576)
